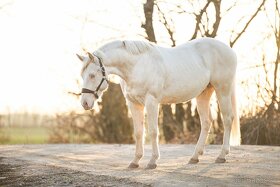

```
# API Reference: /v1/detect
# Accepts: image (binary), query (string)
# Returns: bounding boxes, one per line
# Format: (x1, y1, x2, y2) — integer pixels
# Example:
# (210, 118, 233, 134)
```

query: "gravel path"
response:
(0, 144, 279, 186)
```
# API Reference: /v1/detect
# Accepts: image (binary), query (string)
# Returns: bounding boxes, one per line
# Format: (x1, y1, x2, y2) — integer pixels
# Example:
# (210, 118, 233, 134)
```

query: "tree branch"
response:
(155, 3, 176, 47)
(190, 0, 212, 40)
(230, 0, 266, 47)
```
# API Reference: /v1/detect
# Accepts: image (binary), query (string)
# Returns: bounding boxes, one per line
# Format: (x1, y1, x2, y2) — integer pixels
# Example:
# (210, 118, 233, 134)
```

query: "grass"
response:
(0, 126, 49, 144)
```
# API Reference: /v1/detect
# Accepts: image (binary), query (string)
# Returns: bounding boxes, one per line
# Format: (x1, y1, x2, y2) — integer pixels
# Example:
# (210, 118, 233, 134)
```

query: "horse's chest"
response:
(124, 86, 146, 105)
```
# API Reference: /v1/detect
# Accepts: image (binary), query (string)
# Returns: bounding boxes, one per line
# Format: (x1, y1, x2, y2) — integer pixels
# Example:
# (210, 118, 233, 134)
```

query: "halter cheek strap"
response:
(81, 54, 108, 99)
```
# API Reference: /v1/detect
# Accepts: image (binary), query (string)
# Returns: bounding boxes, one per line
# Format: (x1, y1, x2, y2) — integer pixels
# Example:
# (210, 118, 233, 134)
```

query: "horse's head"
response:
(77, 52, 109, 110)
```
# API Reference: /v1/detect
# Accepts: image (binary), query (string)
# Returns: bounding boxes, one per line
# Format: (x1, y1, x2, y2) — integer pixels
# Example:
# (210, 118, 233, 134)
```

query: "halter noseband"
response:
(81, 54, 108, 99)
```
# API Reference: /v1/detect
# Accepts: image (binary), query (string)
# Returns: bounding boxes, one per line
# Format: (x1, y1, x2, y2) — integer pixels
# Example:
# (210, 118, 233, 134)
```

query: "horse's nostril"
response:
(83, 101, 88, 108)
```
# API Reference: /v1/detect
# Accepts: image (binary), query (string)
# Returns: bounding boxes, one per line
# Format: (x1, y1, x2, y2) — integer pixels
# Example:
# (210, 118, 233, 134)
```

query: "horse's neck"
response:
(99, 48, 135, 81)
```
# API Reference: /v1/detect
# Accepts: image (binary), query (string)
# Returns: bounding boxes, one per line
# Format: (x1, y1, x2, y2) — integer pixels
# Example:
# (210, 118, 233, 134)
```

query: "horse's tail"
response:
(230, 79, 241, 146)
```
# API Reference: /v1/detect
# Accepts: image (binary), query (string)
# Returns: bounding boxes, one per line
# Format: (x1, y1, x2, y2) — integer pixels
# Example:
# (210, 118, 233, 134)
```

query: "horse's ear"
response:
(82, 47, 87, 53)
(76, 54, 84, 61)
(87, 52, 95, 61)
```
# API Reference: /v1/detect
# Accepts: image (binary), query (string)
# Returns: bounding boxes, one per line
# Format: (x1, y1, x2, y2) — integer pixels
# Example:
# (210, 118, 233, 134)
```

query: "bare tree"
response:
(142, 0, 157, 43)
(51, 6, 134, 144)
(142, 0, 270, 144)
(241, 0, 280, 145)
(229, 0, 266, 47)
(190, 0, 221, 39)
(262, 0, 280, 116)
(51, 83, 133, 143)
(269, 0, 280, 111)
(141, 0, 179, 142)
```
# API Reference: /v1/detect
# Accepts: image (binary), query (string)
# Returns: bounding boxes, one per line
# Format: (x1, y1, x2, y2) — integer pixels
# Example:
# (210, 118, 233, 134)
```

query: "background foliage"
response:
(1, 0, 279, 145)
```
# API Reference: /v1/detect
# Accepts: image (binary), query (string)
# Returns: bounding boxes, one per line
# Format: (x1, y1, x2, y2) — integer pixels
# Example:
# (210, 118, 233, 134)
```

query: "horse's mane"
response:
(123, 40, 155, 55)
(99, 40, 155, 55)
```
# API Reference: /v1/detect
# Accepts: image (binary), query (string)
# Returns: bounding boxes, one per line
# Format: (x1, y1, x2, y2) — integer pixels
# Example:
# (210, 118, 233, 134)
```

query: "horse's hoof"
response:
(215, 157, 226, 163)
(145, 163, 157, 169)
(128, 163, 139, 169)
(188, 158, 199, 164)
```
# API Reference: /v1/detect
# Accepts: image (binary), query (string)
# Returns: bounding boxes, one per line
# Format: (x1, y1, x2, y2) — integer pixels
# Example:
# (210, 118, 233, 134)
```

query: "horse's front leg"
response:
(145, 95, 160, 169)
(127, 101, 145, 169)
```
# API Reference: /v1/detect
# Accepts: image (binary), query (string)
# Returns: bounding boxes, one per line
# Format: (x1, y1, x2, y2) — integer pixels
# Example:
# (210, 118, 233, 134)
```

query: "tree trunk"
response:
(142, 0, 156, 43)
(142, 0, 178, 142)
(162, 105, 175, 142)
(186, 102, 194, 131)
(175, 103, 185, 132)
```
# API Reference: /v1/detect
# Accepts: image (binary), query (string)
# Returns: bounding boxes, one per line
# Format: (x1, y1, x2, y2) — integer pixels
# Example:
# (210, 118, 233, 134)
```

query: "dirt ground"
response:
(0, 144, 279, 186)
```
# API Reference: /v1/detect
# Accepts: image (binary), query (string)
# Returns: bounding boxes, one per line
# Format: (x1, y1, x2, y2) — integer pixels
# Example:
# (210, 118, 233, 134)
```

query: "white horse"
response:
(77, 37, 241, 169)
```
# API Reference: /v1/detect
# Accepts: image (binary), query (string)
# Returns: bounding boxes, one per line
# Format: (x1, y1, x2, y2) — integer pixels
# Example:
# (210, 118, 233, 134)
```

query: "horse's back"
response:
(157, 38, 237, 103)
(178, 38, 237, 83)
(178, 38, 236, 64)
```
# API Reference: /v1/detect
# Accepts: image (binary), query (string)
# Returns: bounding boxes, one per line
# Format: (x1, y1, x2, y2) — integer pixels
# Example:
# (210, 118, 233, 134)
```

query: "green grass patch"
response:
(0, 126, 49, 144)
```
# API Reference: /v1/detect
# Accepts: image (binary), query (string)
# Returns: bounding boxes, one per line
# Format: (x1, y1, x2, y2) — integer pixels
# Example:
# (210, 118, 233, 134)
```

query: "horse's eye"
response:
(89, 73, 95, 79)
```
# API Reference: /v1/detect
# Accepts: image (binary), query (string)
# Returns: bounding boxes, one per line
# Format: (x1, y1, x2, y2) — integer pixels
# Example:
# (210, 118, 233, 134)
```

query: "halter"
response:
(81, 54, 108, 99)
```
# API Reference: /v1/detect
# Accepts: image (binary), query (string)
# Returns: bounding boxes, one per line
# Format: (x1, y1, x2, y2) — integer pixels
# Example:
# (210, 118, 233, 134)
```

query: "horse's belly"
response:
(160, 81, 209, 104)
(160, 91, 195, 104)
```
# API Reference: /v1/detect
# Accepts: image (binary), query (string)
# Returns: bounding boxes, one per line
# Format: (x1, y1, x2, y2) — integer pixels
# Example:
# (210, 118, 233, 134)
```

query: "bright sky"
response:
(0, 0, 144, 114)
(0, 0, 276, 114)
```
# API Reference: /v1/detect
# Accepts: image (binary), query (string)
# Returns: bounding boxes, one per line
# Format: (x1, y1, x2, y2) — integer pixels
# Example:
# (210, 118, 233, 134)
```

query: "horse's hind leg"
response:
(127, 101, 145, 169)
(215, 87, 234, 163)
(189, 85, 214, 164)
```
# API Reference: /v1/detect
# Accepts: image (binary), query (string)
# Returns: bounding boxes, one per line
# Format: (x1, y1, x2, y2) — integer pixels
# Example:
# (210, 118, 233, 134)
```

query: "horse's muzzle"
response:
(82, 100, 92, 110)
